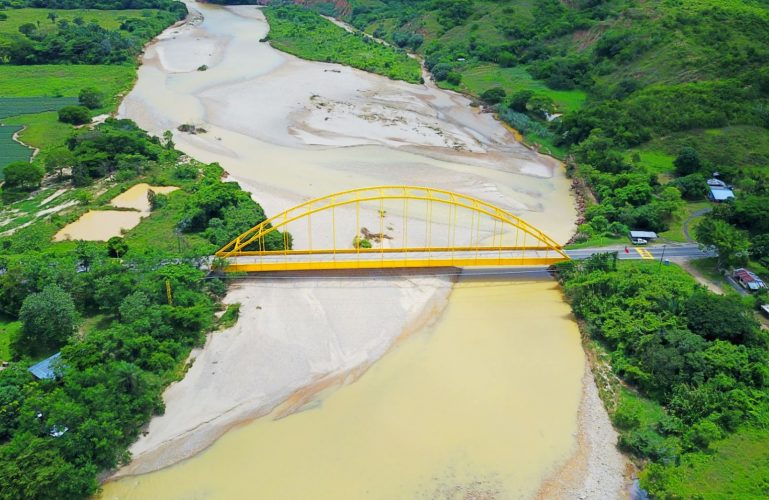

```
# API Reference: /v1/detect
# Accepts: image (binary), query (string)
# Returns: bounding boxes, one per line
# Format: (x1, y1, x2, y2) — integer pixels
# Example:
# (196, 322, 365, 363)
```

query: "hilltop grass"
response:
(263, 5, 422, 84)
(636, 126, 769, 170)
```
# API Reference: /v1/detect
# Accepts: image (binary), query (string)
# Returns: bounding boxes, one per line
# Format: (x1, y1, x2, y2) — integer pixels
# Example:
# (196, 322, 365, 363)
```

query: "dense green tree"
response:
(695, 217, 751, 268)
(670, 173, 708, 200)
(44, 148, 75, 179)
(57, 106, 90, 125)
(674, 147, 703, 176)
(78, 87, 103, 109)
(480, 87, 506, 104)
(2, 162, 44, 191)
(509, 90, 533, 113)
(17, 285, 78, 356)
(685, 291, 758, 344)
(106, 237, 128, 258)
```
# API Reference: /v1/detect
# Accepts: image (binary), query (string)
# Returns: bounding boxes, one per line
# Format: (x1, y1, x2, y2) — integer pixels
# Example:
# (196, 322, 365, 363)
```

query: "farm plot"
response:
(0, 125, 32, 176)
(0, 97, 78, 120)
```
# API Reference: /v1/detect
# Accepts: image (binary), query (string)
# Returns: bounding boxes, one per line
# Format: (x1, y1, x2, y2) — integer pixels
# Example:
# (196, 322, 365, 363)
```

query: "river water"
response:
(102, 280, 584, 499)
(100, 2, 616, 498)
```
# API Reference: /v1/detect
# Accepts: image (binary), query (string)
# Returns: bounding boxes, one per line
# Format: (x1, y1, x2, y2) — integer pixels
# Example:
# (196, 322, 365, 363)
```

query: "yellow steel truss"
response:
(216, 186, 569, 271)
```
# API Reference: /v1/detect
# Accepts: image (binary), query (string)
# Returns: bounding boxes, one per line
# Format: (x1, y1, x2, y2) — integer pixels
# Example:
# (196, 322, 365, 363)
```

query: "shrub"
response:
(78, 87, 103, 109)
(2, 162, 44, 191)
(480, 87, 506, 104)
(58, 106, 91, 125)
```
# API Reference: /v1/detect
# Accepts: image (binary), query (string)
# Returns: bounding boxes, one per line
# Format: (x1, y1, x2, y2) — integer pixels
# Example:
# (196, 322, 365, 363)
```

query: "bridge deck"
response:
(222, 244, 710, 272)
(225, 249, 566, 272)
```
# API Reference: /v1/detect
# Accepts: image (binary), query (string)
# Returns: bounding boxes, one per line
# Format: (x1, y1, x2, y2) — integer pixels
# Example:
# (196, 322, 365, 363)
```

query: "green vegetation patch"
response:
(3, 111, 75, 152)
(644, 429, 769, 498)
(458, 64, 586, 114)
(0, 8, 152, 40)
(0, 97, 78, 120)
(0, 318, 20, 362)
(0, 124, 32, 175)
(263, 5, 422, 84)
(640, 126, 769, 170)
(0, 65, 135, 102)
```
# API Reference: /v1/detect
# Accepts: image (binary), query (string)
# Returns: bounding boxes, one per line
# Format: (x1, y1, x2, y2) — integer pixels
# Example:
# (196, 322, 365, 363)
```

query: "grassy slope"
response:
(263, 6, 422, 84)
(456, 64, 586, 113)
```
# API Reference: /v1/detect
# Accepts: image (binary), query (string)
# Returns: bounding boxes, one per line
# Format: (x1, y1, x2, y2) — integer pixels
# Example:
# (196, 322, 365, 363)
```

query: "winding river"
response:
(102, 2, 626, 498)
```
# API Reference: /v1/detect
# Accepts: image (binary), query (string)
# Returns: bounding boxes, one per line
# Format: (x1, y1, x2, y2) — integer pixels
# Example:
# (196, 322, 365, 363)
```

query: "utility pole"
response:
(658, 244, 667, 270)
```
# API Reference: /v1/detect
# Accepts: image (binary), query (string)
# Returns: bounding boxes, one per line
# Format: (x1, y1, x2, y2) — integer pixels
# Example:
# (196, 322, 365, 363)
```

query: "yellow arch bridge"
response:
(216, 186, 569, 272)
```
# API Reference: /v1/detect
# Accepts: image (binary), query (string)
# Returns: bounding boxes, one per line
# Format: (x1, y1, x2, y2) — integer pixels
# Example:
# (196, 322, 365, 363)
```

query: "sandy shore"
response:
(115, 274, 453, 477)
(538, 362, 629, 499)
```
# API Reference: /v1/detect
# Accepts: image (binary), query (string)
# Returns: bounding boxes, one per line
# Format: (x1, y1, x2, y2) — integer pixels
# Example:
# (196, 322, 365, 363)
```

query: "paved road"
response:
(566, 243, 712, 261)
(682, 207, 713, 243)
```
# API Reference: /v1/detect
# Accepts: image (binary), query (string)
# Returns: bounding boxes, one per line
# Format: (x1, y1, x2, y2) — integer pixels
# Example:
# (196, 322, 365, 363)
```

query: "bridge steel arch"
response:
(216, 186, 569, 272)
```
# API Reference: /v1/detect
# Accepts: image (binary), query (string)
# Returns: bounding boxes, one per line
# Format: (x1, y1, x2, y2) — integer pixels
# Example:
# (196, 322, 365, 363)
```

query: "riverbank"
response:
(113, 274, 453, 477)
(538, 361, 629, 499)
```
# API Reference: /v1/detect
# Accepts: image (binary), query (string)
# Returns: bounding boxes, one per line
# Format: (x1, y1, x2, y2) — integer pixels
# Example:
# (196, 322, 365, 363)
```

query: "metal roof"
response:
(28, 352, 62, 380)
(734, 268, 766, 289)
(709, 186, 735, 201)
(629, 231, 657, 239)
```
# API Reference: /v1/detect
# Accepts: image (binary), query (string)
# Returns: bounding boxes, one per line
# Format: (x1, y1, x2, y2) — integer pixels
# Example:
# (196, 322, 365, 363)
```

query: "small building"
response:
(629, 230, 658, 241)
(733, 268, 766, 292)
(707, 178, 735, 202)
(28, 352, 62, 380)
(761, 304, 769, 318)
(708, 185, 735, 202)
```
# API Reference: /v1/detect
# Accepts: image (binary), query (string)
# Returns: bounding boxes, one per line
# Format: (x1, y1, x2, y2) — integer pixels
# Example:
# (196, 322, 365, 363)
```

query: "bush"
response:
(17, 285, 78, 356)
(431, 63, 452, 81)
(78, 87, 103, 109)
(58, 106, 91, 125)
(353, 236, 372, 249)
(670, 173, 707, 200)
(446, 71, 462, 85)
(2, 162, 44, 191)
(480, 87, 506, 104)
(674, 147, 703, 176)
